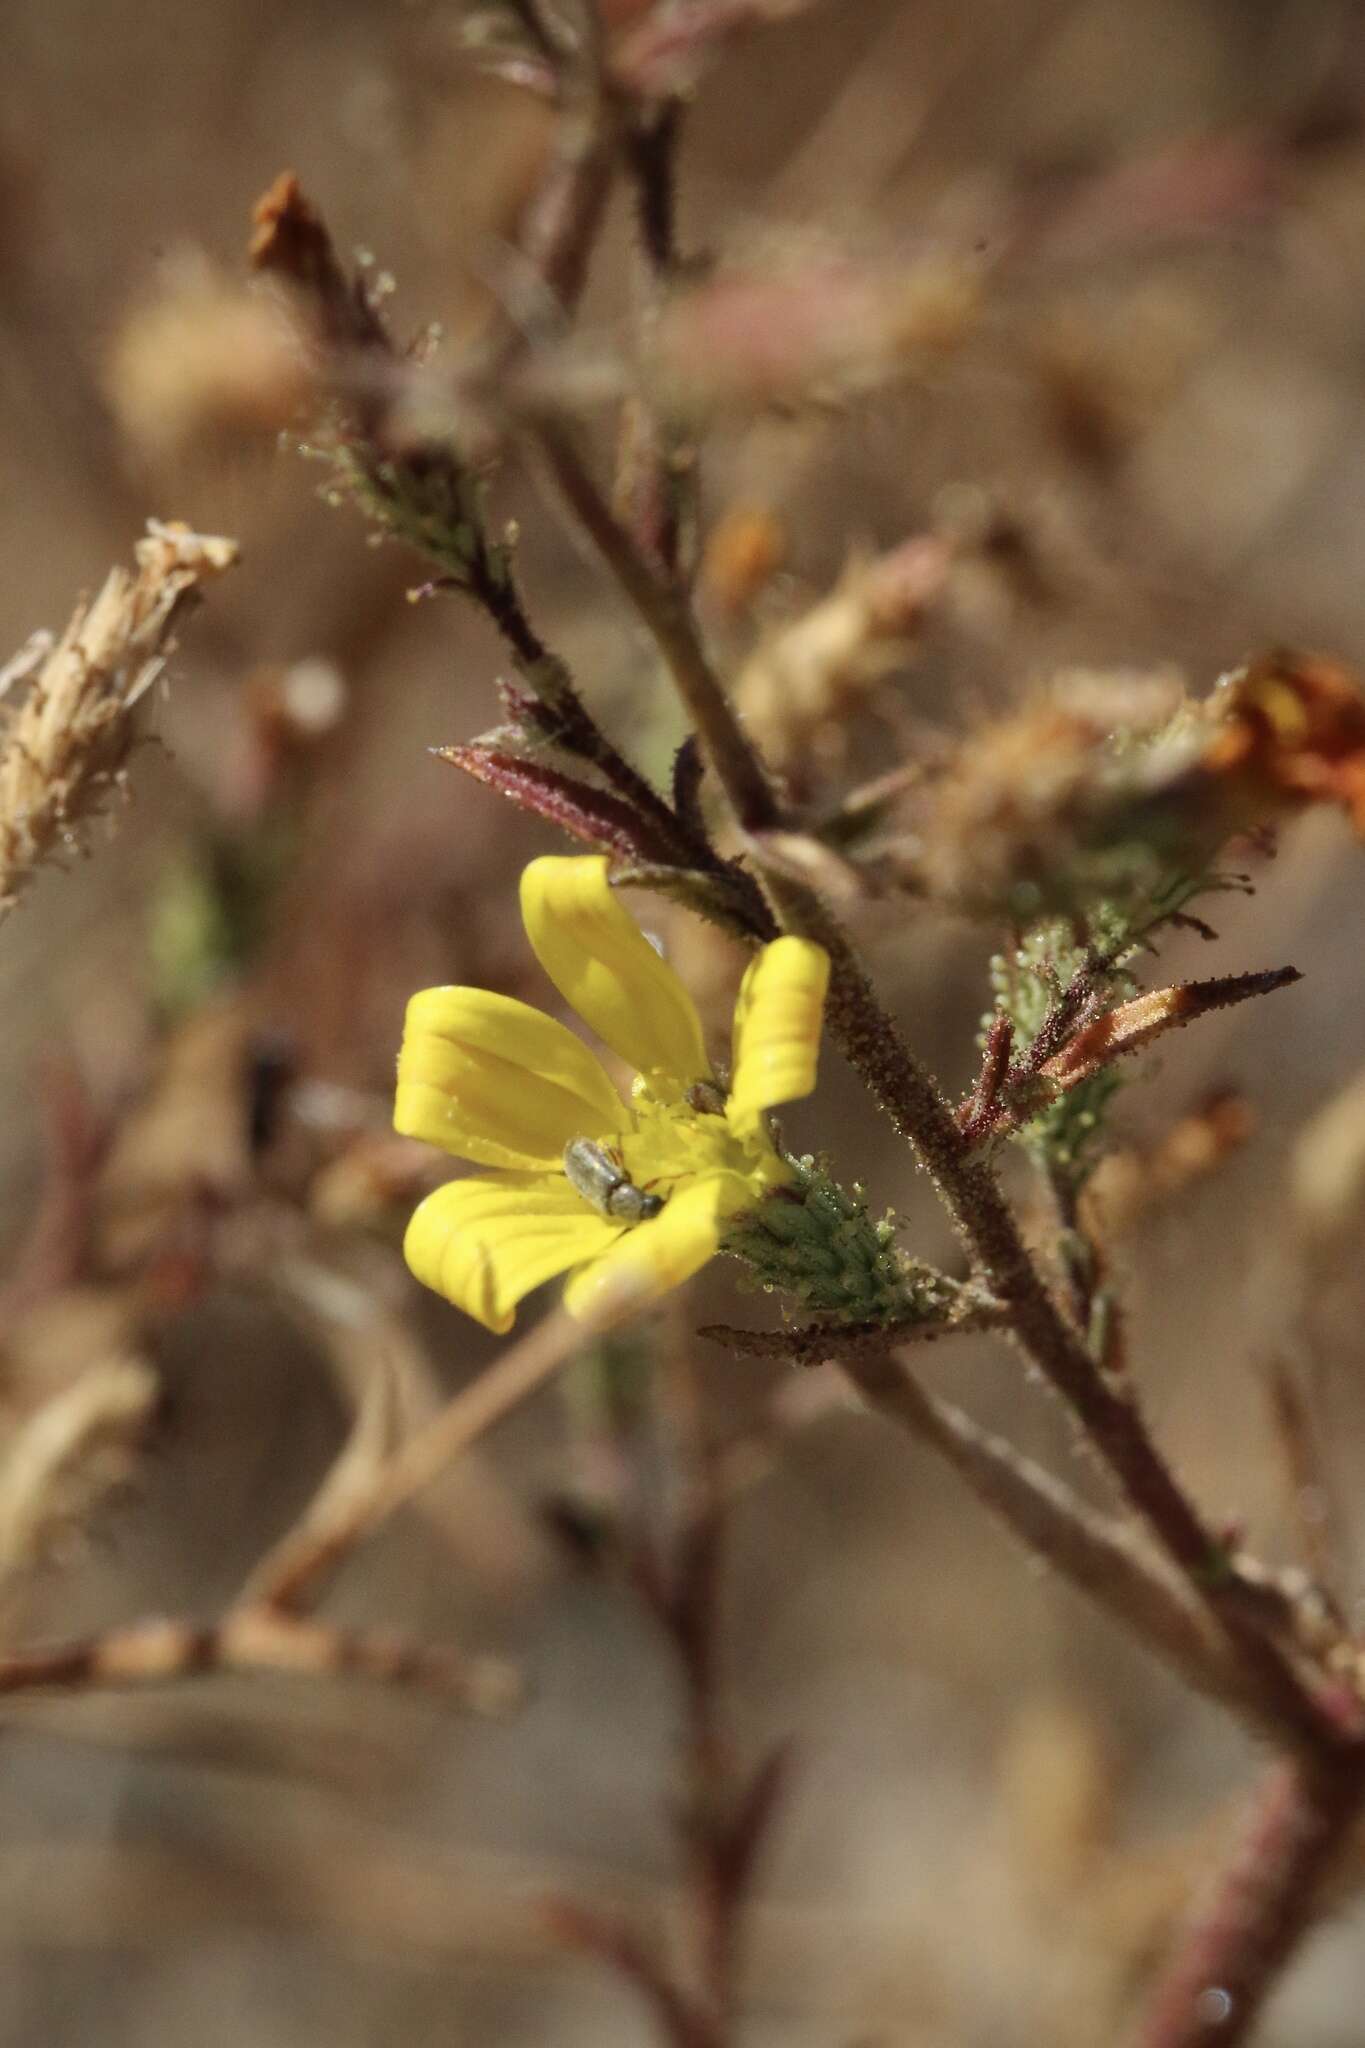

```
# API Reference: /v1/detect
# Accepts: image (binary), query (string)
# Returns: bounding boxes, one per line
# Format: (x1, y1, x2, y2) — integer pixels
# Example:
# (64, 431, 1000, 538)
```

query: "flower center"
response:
(561, 1086, 794, 1230)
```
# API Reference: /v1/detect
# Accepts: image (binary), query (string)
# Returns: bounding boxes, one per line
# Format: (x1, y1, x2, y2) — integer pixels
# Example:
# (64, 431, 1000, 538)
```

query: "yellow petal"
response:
(728, 936, 829, 1128)
(520, 856, 709, 1093)
(405, 1172, 623, 1333)
(395, 986, 625, 1170)
(563, 1173, 754, 1328)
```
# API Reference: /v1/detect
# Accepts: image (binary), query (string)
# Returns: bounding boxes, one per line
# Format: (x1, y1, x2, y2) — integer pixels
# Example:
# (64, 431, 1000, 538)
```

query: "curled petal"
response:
(395, 986, 624, 1170)
(405, 1173, 622, 1334)
(520, 856, 710, 1093)
(728, 937, 829, 1128)
(563, 1173, 755, 1328)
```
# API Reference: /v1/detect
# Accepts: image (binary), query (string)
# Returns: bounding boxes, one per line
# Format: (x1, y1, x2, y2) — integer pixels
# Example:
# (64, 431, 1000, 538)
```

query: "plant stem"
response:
(539, 432, 1345, 1751)
(824, 1341, 1280, 1740)
(246, 1308, 585, 1614)
(773, 881, 1344, 1752)
(531, 414, 782, 832)
(466, 550, 697, 853)
(619, 98, 693, 580)
(502, 0, 616, 322)
(1132, 1756, 1365, 2048)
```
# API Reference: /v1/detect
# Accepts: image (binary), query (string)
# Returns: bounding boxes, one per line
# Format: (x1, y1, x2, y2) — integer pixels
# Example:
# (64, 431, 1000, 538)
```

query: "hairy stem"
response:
(540, 431, 1345, 1751)
(774, 878, 1344, 1751)
(823, 1340, 1280, 1740)
(532, 414, 781, 831)
(466, 549, 696, 853)
(619, 98, 694, 581)
(1132, 1756, 1365, 2048)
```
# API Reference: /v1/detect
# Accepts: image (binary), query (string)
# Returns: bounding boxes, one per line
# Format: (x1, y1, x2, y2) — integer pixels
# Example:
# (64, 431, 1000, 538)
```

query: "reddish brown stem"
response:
(768, 884, 1347, 1755)
(1133, 1756, 1365, 2048)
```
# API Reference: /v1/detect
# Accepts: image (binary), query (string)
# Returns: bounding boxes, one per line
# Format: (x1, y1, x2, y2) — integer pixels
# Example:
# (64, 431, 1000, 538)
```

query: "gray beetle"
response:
(563, 1137, 664, 1222)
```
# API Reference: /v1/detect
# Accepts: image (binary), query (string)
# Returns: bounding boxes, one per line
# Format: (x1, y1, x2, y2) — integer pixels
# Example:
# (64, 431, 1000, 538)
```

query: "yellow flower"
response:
(394, 856, 830, 1332)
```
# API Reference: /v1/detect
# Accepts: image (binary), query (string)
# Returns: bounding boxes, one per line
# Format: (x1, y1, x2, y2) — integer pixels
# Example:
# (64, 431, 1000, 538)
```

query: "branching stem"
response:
(537, 405, 1349, 1756)
(835, 1339, 1280, 1737)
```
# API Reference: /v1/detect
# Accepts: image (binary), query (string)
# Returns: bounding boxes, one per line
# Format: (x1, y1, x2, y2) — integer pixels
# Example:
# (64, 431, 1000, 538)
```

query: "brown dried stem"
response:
(618, 98, 694, 581)
(0, 1608, 518, 1717)
(472, 0, 616, 357)
(247, 1306, 586, 1614)
(0, 1313, 592, 1721)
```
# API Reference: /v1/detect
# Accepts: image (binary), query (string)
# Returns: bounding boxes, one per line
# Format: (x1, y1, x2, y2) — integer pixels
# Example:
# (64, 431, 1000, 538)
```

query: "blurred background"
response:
(4, 1, 1365, 2041)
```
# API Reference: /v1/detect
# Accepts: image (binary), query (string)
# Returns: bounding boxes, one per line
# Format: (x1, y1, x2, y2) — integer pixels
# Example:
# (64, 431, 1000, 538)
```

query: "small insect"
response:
(563, 1137, 664, 1223)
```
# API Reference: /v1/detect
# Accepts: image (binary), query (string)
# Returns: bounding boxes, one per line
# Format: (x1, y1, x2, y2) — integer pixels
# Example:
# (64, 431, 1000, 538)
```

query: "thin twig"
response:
(0, 1608, 519, 1716)
(626, 98, 684, 277)
(506, 0, 580, 65)
(496, 0, 616, 332)
(249, 1308, 586, 1614)
(531, 414, 782, 832)
(700, 1301, 1010, 1363)
(618, 99, 694, 581)
(805, 1338, 1284, 1741)
(1267, 1356, 1347, 1603)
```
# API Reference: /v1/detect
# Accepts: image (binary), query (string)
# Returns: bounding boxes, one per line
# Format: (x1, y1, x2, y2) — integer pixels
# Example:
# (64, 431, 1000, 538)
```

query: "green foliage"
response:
(987, 916, 1133, 1185)
(986, 865, 1224, 1189)
(722, 1155, 955, 1324)
(335, 443, 512, 596)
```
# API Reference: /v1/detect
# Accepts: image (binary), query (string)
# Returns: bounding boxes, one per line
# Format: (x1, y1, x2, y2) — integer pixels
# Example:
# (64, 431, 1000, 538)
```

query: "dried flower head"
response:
(911, 668, 1191, 916)
(737, 538, 953, 790)
(0, 522, 237, 914)
(910, 652, 1365, 921)
(1203, 651, 1365, 836)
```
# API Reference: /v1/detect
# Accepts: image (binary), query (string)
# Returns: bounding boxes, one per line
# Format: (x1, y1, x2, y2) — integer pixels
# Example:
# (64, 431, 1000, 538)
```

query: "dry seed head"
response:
(1203, 651, 1365, 835)
(736, 538, 952, 784)
(910, 668, 1192, 912)
(0, 522, 237, 914)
